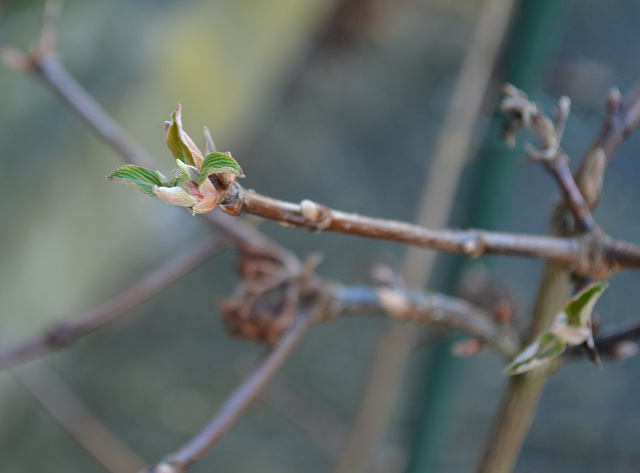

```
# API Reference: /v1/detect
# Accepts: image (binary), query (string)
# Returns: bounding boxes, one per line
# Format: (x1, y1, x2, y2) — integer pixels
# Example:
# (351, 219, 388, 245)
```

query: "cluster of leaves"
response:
(107, 105, 243, 215)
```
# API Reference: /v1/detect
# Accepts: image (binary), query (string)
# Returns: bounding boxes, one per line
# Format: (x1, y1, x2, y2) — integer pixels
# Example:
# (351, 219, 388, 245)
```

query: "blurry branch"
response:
(149, 305, 316, 473)
(12, 363, 147, 473)
(576, 83, 640, 208)
(566, 320, 640, 361)
(328, 285, 519, 358)
(0, 237, 223, 370)
(501, 85, 595, 231)
(0, 1, 153, 168)
(221, 247, 519, 357)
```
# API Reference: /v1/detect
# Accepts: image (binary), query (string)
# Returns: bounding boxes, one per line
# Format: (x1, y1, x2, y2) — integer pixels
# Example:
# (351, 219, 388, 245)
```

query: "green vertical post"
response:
(404, 1, 569, 472)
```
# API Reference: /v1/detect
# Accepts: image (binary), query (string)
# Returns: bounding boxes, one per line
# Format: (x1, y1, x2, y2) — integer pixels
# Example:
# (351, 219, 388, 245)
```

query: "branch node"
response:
(300, 199, 332, 233)
(572, 231, 617, 280)
(46, 322, 76, 347)
(218, 183, 246, 216)
(460, 233, 486, 258)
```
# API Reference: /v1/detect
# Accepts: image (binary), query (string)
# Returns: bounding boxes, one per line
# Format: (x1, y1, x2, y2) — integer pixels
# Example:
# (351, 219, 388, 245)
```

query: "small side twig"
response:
(13, 363, 147, 473)
(329, 285, 520, 358)
(149, 305, 315, 473)
(0, 237, 223, 370)
(501, 84, 596, 232)
(590, 320, 640, 359)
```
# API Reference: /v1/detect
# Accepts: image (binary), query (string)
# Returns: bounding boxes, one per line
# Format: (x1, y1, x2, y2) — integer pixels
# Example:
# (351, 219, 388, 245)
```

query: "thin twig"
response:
(149, 305, 315, 473)
(590, 321, 640, 357)
(12, 363, 148, 473)
(0, 237, 223, 370)
(501, 85, 596, 232)
(577, 83, 640, 208)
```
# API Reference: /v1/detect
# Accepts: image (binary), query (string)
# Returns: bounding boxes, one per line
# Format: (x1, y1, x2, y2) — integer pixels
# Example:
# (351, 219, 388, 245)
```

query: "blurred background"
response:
(1, 0, 640, 472)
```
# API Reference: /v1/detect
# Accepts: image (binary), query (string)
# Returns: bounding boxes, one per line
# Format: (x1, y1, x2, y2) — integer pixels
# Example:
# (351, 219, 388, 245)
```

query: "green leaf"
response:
(504, 334, 566, 376)
(166, 104, 204, 167)
(564, 282, 608, 327)
(107, 165, 163, 196)
(199, 152, 244, 185)
(175, 159, 201, 182)
(504, 281, 608, 376)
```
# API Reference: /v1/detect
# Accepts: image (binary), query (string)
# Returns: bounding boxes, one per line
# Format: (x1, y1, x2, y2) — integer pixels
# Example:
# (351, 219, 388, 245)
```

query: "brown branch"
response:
(327, 285, 519, 357)
(13, 363, 147, 473)
(149, 305, 315, 473)
(577, 83, 640, 208)
(0, 237, 223, 370)
(218, 185, 640, 279)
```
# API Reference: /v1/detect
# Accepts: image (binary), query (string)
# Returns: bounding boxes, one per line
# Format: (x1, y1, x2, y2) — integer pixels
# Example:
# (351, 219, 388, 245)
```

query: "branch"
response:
(0, 237, 223, 370)
(149, 305, 315, 473)
(576, 83, 640, 208)
(574, 321, 640, 360)
(500, 85, 595, 232)
(327, 285, 519, 358)
(217, 185, 640, 279)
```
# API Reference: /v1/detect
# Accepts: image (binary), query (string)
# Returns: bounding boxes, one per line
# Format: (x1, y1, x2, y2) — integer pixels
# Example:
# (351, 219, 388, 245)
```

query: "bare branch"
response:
(592, 321, 640, 358)
(576, 83, 640, 208)
(149, 305, 315, 473)
(501, 85, 596, 232)
(217, 184, 640, 279)
(13, 364, 147, 473)
(0, 237, 223, 370)
(328, 285, 519, 358)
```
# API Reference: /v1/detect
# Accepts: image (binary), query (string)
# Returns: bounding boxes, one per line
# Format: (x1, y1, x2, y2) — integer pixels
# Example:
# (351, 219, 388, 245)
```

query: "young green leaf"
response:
(504, 333, 566, 376)
(199, 151, 244, 185)
(165, 104, 204, 167)
(564, 281, 608, 327)
(175, 159, 201, 182)
(504, 281, 608, 376)
(107, 165, 164, 196)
